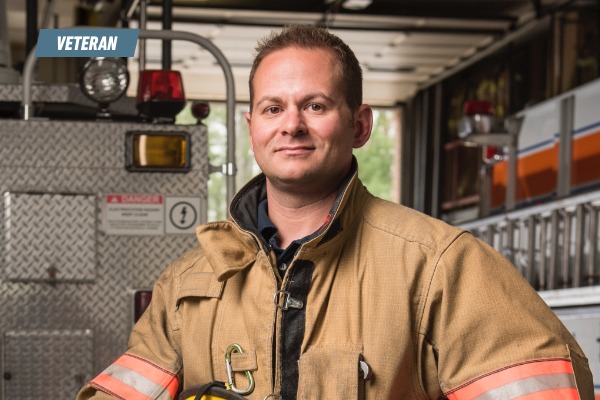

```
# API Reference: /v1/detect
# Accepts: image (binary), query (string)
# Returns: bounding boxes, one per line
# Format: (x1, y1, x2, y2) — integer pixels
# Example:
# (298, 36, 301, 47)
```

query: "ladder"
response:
(460, 189, 600, 290)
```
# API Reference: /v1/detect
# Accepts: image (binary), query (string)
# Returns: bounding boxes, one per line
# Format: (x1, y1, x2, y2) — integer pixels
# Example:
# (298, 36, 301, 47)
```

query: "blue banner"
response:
(35, 28, 139, 58)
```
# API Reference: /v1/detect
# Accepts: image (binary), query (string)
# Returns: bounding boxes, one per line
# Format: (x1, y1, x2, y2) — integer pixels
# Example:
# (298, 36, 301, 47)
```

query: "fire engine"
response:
(457, 78, 600, 394)
(0, 0, 237, 397)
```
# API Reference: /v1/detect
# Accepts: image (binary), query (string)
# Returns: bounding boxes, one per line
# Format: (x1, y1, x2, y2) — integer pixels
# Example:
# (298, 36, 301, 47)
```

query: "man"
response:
(78, 24, 594, 400)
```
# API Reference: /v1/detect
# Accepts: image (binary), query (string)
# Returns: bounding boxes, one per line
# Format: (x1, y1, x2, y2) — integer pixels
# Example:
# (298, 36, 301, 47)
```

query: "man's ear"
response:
(245, 111, 254, 151)
(353, 104, 373, 149)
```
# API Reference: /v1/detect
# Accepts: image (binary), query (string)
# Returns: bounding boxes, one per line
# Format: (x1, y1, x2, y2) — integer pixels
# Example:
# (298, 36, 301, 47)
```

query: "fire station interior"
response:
(6, 0, 599, 212)
(1, 0, 600, 398)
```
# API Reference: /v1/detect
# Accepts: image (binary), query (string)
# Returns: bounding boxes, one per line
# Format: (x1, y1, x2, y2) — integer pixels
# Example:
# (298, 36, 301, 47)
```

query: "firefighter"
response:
(77, 24, 594, 400)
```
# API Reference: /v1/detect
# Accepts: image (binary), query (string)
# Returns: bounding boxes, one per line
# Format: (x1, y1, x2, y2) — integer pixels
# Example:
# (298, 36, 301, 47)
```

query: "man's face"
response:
(246, 46, 370, 196)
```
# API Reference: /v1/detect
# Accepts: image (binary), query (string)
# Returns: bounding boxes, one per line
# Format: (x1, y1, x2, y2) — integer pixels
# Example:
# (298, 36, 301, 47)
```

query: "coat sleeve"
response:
(76, 263, 183, 400)
(419, 232, 594, 400)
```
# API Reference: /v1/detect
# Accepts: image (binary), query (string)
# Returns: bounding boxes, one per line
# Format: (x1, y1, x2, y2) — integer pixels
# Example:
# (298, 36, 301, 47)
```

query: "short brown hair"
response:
(248, 24, 363, 113)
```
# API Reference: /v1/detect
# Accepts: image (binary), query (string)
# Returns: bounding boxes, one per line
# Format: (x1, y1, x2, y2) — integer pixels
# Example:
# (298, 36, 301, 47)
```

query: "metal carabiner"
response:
(224, 343, 255, 395)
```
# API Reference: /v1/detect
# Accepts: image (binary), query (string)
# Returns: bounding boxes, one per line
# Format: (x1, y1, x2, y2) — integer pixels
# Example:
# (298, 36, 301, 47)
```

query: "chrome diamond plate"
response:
(0, 83, 85, 103)
(0, 83, 137, 114)
(4, 192, 97, 282)
(2, 330, 93, 399)
(0, 117, 208, 398)
(0, 84, 21, 102)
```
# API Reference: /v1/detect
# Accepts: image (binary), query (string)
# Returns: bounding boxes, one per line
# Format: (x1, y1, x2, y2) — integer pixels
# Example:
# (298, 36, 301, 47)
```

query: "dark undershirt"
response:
(257, 199, 313, 278)
(255, 169, 351, 278)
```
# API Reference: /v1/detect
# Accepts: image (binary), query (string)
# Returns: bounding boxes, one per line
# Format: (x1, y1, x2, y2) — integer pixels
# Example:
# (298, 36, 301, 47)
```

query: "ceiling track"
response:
(157, 2, 522, 23)
(140, 14, 510, 36)
(419, 15, 551, 91)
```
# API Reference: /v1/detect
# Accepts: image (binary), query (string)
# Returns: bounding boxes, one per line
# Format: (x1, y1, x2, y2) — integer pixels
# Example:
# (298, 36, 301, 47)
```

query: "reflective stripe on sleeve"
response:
(445, 358, 578, 400)
(89, 353, 179, 400)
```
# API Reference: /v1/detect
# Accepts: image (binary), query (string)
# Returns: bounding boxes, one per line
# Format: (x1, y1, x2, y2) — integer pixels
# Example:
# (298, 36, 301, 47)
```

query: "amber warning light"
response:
(125, 131, 191, 172)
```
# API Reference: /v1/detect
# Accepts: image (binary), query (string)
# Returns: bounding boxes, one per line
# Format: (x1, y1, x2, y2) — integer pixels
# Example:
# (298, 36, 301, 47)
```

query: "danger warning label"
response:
(106, 194, 163, 204)
(104, 194, 165, 235)
(103, 194, 201, 236)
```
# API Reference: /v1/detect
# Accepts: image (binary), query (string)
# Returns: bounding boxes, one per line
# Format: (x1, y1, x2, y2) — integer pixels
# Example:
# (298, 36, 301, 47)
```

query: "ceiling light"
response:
(342, 0, 373, 10)
(391, 33, 407, 46)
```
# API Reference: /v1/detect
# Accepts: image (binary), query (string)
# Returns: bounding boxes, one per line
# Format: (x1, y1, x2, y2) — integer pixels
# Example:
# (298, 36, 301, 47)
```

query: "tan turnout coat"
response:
(78, 169, 594, 400)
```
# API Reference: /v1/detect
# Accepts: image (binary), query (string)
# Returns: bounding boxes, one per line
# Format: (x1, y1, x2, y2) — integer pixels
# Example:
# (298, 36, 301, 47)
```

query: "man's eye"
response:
(307, 103, 323, 112)
(265, 106, 280, 114)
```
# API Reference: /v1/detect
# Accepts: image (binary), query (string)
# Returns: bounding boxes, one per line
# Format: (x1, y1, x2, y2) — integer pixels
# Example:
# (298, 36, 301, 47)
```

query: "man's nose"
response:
(281, 108, 306, 136)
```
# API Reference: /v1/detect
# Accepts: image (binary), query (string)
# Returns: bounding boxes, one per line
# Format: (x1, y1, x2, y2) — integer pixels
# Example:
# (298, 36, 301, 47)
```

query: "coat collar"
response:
(196, 158, 370, 281)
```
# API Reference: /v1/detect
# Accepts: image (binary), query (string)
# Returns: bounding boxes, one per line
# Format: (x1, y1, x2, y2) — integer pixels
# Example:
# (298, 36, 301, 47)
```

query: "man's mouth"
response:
(276, 145, 315, 155)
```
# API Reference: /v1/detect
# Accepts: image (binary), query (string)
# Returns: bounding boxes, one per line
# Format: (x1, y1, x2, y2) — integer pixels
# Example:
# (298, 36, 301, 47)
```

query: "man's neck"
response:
(265, 183, 338, 249)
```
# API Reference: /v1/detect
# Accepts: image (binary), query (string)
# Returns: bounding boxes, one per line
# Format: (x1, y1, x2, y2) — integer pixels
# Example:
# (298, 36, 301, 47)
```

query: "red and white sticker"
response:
(103, 194, 202, 235)
(104, 194, 165, 235)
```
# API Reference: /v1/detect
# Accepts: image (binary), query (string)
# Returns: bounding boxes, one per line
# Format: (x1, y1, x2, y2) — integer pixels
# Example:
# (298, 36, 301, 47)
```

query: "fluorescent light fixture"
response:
(392, 33, 407, 46)
(342, 0, 373, 10)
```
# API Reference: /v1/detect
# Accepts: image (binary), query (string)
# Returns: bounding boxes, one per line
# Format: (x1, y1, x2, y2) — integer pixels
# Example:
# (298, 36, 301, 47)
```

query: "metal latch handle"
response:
(273, 290, 303, 310)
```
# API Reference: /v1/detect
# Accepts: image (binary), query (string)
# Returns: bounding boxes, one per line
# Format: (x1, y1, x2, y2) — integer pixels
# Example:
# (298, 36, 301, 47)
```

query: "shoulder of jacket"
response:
(162, 245, 214, 280)
(361, 196, 466, 253)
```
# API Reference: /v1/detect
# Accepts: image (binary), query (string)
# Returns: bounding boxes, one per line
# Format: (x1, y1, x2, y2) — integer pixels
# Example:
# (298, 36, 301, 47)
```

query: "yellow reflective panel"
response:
(126, 131, 191, 171)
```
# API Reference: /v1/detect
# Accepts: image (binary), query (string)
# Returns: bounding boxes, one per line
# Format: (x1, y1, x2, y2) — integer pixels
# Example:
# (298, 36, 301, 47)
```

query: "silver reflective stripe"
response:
(104, 363, 174, 400)
(473, 373, 576, 400)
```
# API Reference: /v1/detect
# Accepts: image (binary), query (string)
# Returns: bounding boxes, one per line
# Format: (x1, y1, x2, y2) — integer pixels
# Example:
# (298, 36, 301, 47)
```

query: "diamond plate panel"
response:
(2, 330, 93, 400)
(0, 83, 136, 114)
(4, 192, 97, 282)
(0, 117, 209, 396)
(0, 84, 79, 103)
(0, 84, 21, 102)
(0, 119, 207, 170)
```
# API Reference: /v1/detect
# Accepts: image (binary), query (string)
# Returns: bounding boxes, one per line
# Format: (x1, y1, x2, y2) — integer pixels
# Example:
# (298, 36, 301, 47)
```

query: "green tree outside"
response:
(354, 109, 396, 202)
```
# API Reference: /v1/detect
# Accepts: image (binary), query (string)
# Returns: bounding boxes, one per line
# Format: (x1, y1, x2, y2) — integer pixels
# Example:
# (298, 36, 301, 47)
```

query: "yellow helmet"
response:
(178, 382, 248, 400)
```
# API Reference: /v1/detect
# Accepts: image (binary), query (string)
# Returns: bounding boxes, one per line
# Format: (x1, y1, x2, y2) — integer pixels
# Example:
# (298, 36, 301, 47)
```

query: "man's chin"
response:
(269, 174, 313, 186)
(266, 172, 318, 190)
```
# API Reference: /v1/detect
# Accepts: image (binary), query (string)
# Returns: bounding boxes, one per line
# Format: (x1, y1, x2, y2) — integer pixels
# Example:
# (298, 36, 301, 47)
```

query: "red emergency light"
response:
(136, 70, 186, 119)
(461, 100, 504, 164)
(463, 100, 494, 116)
(191, 100, 210, 120)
